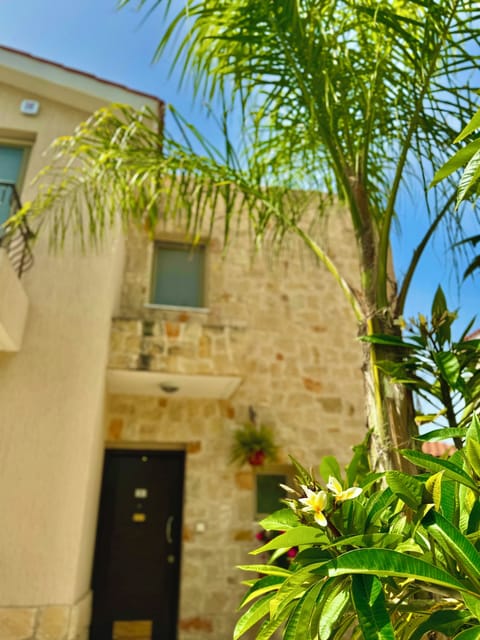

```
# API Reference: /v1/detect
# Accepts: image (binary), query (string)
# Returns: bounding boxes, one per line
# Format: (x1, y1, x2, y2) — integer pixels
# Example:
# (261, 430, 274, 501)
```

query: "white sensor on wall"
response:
(20, 99, 40, 116)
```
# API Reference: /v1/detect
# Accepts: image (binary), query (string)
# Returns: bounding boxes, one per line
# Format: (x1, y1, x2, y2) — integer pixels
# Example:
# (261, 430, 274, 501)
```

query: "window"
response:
(150, 241, 206, 308)
(0, 144, 27, 226)
(255, 465, 294, 519)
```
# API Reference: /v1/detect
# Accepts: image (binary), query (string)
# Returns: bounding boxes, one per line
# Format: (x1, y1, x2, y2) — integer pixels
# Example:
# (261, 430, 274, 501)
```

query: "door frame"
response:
(105, 440, 188, 451)
(91, 441, 187, 639)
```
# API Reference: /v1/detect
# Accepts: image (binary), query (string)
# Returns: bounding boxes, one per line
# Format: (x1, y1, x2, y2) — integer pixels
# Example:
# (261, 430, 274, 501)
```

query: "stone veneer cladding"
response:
(0, 592, 91, 640)
(105, 203, 366, 640)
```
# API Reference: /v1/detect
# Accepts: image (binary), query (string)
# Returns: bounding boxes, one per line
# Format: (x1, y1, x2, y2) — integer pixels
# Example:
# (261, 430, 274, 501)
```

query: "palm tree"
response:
(18, 0, 480, 471)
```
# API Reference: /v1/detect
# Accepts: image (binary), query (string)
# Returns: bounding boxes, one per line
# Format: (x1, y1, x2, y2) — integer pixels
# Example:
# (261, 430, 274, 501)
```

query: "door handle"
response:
(166, 515, 174, 544)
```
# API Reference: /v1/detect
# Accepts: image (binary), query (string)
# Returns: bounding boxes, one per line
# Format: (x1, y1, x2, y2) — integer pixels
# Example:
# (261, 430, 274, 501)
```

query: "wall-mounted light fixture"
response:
(159, 382, 179, 394)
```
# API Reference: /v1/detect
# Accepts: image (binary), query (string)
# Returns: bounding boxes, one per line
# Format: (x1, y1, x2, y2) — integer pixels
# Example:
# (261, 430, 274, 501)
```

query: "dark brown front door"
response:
(90, 448, 185, 639)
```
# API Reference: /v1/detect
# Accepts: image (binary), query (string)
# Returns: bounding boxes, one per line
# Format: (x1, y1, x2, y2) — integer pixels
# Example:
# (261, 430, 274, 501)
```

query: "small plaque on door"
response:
(134, 488, 148, 499)
(132, 513, 146, 523)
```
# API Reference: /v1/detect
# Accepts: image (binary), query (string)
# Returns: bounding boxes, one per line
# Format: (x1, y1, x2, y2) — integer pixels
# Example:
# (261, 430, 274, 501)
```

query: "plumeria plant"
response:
(363, 286, 480, 450)
(235, 422, 480, 640)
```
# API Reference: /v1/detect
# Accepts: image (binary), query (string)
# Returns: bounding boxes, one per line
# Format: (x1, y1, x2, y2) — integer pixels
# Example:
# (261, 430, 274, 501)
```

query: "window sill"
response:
(144, 303, 210, 314)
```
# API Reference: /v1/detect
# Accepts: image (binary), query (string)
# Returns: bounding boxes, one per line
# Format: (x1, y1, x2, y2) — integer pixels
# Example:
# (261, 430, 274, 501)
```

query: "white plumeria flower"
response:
(299, 486, 328, 527)
(327, 476, 362, 502)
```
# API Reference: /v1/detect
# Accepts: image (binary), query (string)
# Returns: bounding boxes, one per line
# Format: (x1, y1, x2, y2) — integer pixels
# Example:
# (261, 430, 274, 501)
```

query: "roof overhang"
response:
(0, 46, 162, 114)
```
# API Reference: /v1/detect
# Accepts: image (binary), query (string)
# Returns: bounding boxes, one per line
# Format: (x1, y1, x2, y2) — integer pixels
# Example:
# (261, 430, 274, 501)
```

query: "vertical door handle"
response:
(166, 515, 174, 544)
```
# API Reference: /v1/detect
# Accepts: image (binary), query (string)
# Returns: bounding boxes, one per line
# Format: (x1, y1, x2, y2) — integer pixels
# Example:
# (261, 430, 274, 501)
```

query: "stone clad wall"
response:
(106, 204, 366, 639)
(0, 592, 91, 640)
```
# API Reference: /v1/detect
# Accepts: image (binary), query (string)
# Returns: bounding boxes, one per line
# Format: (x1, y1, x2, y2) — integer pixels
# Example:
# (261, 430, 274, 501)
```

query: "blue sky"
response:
(0, 0, 478, 335)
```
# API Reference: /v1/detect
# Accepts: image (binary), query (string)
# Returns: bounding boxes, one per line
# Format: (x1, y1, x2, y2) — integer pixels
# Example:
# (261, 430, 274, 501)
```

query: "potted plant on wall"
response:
(230, 407, 278, 467)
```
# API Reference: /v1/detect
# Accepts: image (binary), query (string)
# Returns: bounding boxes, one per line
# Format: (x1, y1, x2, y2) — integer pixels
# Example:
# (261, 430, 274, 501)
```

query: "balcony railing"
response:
(0, 182, 35, 277)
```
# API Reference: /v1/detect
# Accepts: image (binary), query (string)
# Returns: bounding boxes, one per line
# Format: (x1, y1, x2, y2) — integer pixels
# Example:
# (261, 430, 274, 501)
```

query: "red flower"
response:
(248, 450, 266, 466)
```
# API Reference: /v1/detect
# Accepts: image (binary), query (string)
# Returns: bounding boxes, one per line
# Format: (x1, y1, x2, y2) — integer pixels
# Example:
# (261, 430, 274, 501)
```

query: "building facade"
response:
(0, 47, 366, 640)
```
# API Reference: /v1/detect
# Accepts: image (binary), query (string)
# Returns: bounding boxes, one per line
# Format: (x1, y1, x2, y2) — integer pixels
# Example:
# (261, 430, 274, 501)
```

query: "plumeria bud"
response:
(279, 483, 298, 494)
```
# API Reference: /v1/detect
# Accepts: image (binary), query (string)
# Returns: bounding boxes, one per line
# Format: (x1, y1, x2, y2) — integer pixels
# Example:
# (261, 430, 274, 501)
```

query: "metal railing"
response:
(0, 182, 35, 277)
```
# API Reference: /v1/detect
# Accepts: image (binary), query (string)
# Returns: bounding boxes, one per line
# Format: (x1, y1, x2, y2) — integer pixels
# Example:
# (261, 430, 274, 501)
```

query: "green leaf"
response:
(467, 501, 480, 536)
(325, 533, 403, 551)
(464, 256, 480, 280)
(317, 578, 351, 640)
(458, 484, 476, 532)
(408, 609, 473, 640)
(464, 593, 480, 620)
(425, 471, 444, 511)
(433, 351, 460, 386)
(385, 471, 424, 508)
(401, 450, 478, 492)
(466, 414, 480, 443)
(422, 510, 480, 590)
(351, 574, 395, 640)
(269, 563, 323, 620)
(364, 488, 396, 528)
(416, 427, 466, 442)
(283, 581, 324, 640)
(251, 526, 328, 555)
(239, 575, 285, 608)
(319, 455, 342, 484)
(260, 508, 300, 531)
(288, 456, 313, 487)
(256, 601, 296, 640)
(317, 549, 473, 596)
(346, 437, 371, 486)
(455, 108, 480, 142)
(360, 334, 417, 348)
(234, 592, 276, 640)
(457, 148, 480, 205)
(465, 438, 480, 478)
(454, 626, 480, 640)
(431, 285, 447, 322)
(439, 475, 458, 524)
(238, 564, 292, 577)
(431, 137, 480, 185)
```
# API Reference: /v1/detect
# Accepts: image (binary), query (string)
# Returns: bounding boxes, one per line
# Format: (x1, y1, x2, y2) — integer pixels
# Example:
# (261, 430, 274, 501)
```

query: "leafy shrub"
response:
(236, 421, 480, 639)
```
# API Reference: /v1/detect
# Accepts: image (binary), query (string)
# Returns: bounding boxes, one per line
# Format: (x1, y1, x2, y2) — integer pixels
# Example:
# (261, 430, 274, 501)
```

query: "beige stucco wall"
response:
(106, 207, 366, 639)
(0, 81, 125, 624)
(0, 62, 366, 640)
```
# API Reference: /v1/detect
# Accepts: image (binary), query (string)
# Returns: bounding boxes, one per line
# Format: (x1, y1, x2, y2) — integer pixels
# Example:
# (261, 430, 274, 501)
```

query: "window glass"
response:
(0, 145, 25, 225)
(256, 474, 288, 516)
(151, 242, 205, 308)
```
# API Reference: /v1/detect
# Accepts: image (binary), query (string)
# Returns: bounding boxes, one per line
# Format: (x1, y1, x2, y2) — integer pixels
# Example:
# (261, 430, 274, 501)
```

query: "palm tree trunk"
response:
(362, 319, 418, 473)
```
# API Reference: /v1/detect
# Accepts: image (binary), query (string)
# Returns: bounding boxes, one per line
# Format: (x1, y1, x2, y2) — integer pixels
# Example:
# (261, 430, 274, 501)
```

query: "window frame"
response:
(147, 239, 209, 311)
(0, 139, 32, 192)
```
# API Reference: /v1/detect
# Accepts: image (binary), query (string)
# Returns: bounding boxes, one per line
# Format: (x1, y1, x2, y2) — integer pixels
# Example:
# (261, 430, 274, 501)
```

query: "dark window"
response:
(256, 474, 288, 516)
(150, 242, 205, 308)
(0, 144, 26, 225)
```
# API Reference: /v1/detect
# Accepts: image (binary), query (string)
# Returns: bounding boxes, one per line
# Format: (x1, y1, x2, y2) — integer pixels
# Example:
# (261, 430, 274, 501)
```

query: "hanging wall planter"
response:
(230, 412, 278, 467)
